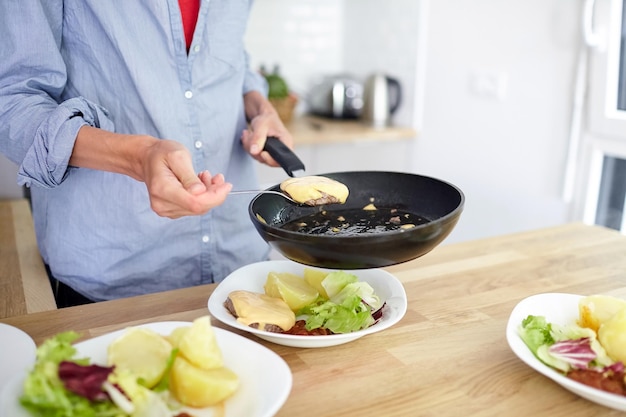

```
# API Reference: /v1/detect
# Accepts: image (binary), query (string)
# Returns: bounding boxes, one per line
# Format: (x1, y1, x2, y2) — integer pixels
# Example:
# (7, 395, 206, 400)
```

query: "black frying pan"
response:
(248, 169, 464, 269)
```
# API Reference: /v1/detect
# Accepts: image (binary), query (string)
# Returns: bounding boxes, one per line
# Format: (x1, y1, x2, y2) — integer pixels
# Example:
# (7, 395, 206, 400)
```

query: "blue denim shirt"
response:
(0, 0, 271, 301)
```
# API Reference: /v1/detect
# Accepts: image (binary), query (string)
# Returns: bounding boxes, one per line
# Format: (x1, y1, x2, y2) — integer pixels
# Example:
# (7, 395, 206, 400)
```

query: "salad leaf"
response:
(299, 294, 375, 333)
(107, 371, 171, 417)
(58, 361, 114, 401)
(519, 315, 554, 354)
(321, 271, 358, 299)
(294, 270, 384, 334)
(519, 314, 616, 373)
(19, 332, 124, 417)
(330, 281, 382, 311)
(548, 338, 597, 370)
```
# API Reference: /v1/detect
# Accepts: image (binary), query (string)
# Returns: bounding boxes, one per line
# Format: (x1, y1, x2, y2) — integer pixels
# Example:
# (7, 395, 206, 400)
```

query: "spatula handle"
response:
(263, 136, 306, 177)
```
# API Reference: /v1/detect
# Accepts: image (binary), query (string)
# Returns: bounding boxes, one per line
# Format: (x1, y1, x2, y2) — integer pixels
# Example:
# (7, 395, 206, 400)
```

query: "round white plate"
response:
(208, 260, 408, 348)
(506, 292, 626, 411)
(0, 321, 292, 417)
(0, 324, 36, 393)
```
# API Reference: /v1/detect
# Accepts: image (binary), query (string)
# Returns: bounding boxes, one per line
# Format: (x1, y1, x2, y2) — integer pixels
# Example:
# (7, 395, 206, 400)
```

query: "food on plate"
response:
(280, 175, 349, 206)
(598, 308, 626, 363)
(303, 268, 330, 298)
(107, 327, 173, 388)
(174, 316, 224, 370)
(19, 316, 238, 416)
(578, 294, 626, 333)
(224, 290, 296, 332)
(519, 294, 626, 396)
(264, 271, 319, 311)
(170, 354, 238, 407)
(225, 269, 385, 335)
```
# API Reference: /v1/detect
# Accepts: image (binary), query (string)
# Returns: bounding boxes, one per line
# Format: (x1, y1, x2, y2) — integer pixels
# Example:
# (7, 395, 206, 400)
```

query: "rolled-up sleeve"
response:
(242, 51, 268, 97)
(0, 0, 114, 189)
(19, 98, 114, 188)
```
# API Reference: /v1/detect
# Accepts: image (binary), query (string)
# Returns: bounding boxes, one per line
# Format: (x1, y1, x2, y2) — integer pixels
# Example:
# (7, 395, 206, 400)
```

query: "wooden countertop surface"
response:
(0, 199, 55, 317)
(3, 222, 626, 416)
(287, 114, 417, 145)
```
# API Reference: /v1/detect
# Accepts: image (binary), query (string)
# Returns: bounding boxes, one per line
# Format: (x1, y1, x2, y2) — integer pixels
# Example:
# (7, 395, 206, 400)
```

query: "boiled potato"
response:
(598, 307, 626, 363)
(167, 326, 189, 348)
(264, 271, 319, 312)
(170, 355, 239, 408)
(303, 268, 329, 299)
(178, 316, 223, 370)
(578, 294, 626, 333)
(107, 328, 173, 388)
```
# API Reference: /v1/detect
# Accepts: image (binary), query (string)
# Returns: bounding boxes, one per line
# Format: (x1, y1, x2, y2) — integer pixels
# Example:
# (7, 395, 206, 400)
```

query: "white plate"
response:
(0, 322, 292, 417)
(0, 324, 36, 393)
(506, 292, 626, 411)
(208, 260, 408, 348)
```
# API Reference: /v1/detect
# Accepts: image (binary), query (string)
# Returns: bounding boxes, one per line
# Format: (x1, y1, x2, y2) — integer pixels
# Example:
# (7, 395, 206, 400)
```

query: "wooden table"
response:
(0, 199, 55, 317)
(3, 222, 626, 416)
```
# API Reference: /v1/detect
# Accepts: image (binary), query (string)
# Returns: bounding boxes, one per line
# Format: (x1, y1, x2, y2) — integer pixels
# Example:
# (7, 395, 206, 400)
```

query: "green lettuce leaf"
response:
(19, 331, 124, 417)
(321, 271, 358, 299)
(519, 315, 554, 354)
(299, 294, 374, 333)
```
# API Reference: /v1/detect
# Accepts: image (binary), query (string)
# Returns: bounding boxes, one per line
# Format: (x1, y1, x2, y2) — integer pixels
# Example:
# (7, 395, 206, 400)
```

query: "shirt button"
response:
(194, 141, 202, 149)
(192, 44, 200, 53)
(184, 90, 193, 99)
(202, 235, 210, 243)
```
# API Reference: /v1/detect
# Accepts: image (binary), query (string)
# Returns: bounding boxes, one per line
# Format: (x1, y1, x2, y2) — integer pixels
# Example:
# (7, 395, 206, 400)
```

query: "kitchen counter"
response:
(286, 114, 417, 145)
(0, 199, 55, 318)
(3, 222, 626, 416)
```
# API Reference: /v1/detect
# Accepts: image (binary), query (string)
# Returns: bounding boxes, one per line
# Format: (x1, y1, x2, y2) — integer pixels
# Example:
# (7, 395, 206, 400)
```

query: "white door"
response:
(571, 0, 626, 232)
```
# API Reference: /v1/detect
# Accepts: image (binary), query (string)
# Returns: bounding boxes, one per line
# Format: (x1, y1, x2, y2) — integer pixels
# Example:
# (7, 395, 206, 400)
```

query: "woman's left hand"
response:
(241, 91, 294, 167)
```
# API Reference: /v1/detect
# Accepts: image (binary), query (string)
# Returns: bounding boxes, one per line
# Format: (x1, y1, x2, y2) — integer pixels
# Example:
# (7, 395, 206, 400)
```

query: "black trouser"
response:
(46, 265, 95, 308)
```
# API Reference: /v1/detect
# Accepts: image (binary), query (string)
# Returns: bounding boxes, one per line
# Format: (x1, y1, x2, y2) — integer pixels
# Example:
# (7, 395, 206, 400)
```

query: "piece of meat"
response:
(567, 369, 626, 396)
(281, 320, 334, 335)
(304, 192, 341, 207)
(223, 297, 285, 333)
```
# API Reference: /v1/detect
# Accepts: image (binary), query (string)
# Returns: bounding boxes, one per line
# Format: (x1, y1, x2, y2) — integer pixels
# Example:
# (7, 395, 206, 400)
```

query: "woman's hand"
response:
(71, 126, 232, 219)
(139, 139, 232, 218)
(240, 90, 294, 167)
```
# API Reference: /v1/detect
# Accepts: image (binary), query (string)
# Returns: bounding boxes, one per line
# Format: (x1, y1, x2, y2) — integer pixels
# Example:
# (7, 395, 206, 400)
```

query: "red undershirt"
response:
(178, 0, 200, 52)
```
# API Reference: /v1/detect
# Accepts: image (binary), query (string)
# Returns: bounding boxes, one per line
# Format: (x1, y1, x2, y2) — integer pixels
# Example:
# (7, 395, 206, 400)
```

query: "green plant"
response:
(264, 72, 289, 99)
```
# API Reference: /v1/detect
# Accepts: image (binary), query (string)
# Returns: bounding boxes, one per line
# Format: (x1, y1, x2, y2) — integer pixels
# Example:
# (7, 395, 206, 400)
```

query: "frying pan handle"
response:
(263, 136, 306, 177)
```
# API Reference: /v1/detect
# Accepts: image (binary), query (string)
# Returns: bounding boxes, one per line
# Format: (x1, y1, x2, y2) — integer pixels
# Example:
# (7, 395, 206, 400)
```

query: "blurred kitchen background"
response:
(2, 0, 625, 245)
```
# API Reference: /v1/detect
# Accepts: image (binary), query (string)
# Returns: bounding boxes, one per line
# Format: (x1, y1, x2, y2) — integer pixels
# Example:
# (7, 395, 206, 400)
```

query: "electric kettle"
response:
(361, 73, 402, 127)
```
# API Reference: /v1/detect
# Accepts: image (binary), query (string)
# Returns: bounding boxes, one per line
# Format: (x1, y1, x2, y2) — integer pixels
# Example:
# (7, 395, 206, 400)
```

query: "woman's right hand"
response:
(71, 126, 232, 219)
(139, 138, 232, 218)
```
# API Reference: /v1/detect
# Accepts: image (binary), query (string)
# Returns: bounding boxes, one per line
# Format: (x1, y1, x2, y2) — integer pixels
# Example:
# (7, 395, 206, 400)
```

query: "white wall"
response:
(415, 0, 582, 242)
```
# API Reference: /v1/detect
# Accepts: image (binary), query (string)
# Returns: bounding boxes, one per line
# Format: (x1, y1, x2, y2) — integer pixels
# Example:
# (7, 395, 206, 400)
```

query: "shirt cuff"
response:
(18, 97, 114, 188)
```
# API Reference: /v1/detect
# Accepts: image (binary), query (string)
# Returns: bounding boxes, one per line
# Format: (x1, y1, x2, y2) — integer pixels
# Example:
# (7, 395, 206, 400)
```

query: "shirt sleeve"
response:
(0, 0, 114, 189)
(242, 50, 269, 97)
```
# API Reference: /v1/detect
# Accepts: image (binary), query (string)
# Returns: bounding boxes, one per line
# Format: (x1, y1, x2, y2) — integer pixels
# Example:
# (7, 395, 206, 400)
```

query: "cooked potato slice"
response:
(107, 328, 173, 388)
(170, 355, 239, 407)
(598, 307, 626, 363)
(578, 294, 626, 333)
(304, 268, 329, 299)
(178, 316, 223, 370)
(265, 271, 319, 312)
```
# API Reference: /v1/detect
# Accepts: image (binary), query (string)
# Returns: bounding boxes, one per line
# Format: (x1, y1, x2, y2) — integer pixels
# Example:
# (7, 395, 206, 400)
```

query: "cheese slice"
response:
(228, 290, 296, 332)
(280, 175, 349, 206)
